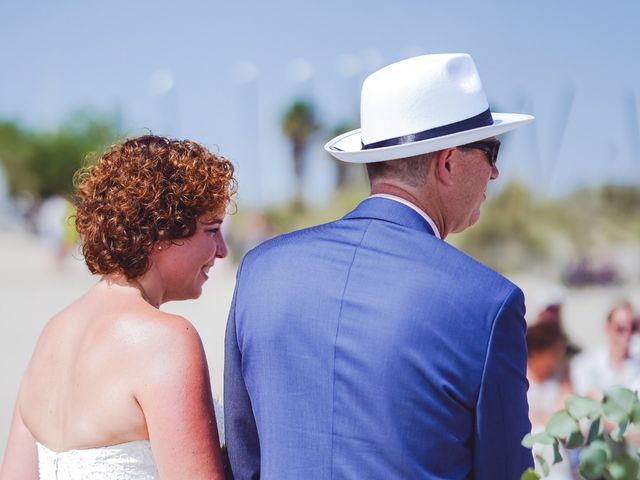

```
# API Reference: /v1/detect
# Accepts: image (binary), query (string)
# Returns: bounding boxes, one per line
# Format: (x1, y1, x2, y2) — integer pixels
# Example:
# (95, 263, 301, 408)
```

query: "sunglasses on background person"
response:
(612, 322, 639, 335)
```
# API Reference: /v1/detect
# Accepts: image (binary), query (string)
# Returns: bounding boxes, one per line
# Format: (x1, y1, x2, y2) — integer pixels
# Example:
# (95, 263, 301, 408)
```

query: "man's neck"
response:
(370, 182, 447, 238)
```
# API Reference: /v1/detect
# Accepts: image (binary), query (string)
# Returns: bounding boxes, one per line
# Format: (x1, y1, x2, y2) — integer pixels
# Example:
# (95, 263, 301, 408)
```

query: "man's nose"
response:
(490, 164, 499, 180)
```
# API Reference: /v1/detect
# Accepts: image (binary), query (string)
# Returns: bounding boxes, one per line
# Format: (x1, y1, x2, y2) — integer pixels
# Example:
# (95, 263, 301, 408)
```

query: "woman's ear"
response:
(153, 241, 169, 252)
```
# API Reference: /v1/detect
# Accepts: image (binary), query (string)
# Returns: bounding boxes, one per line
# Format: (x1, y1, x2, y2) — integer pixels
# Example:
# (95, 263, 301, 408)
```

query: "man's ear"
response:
(432, 148, 456, 187)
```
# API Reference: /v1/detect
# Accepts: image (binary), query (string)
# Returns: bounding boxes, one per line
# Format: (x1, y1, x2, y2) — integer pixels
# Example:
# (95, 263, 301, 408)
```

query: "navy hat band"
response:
(362, 108, 494, 150)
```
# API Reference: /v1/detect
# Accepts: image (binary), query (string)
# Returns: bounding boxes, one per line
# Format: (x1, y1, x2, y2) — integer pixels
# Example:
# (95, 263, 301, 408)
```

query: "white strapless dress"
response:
(36, 440, 159, 479)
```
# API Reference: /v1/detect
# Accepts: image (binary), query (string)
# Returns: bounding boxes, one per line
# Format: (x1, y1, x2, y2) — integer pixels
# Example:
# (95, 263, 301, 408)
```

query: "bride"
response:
(0, 135, 236, 479)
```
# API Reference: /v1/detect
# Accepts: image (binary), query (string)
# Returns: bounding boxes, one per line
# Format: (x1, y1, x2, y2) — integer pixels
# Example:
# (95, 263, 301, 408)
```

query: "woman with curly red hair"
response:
(0, 135, 236, 479)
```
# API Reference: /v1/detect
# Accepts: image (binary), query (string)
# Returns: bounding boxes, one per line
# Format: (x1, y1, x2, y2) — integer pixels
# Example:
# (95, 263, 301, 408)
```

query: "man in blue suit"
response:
(225, 53, 535, 479)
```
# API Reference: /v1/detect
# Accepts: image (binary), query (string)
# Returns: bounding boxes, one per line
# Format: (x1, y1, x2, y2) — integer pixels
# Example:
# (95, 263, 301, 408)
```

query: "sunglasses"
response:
(613, 323, 638, 335)
(458, 139, 501, 166)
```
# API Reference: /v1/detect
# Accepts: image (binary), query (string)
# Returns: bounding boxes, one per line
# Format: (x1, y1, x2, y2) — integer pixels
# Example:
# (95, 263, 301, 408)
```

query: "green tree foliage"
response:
(0, 121, 32, 195)
(0, 113, 120, 199)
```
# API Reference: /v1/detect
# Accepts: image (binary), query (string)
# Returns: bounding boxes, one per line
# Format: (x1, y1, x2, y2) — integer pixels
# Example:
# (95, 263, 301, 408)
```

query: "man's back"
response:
(225, 197, 531, 479)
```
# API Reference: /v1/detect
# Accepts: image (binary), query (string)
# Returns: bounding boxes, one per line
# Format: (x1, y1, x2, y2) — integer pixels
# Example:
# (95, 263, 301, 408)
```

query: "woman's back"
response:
(19, 284, 155, 453)
(14, 279, 225, 479)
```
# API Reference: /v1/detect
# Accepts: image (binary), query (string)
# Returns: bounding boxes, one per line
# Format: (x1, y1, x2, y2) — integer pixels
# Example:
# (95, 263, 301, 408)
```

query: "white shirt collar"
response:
(369, 194, 442, 239)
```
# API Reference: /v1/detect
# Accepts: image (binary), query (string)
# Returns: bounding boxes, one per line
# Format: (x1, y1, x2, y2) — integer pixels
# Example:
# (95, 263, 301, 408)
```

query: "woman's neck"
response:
(100, 275, 161, 308)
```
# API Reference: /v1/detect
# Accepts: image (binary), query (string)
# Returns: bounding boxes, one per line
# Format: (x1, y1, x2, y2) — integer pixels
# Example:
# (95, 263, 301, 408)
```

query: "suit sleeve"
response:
(224, 261, 261, 480)
(474, 287, 533, 479)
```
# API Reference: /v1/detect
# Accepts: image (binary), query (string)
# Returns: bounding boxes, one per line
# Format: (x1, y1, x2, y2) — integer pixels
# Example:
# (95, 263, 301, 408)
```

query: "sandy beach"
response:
(1, 226, 638, 460)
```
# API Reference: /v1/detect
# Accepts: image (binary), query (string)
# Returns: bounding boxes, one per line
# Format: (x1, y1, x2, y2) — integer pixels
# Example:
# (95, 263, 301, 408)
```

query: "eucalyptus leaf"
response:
(552, 440, 563, 464)
(535, 454, 550, 477)
(522, 432, 555, 448)
(603, 387, 637, 424)
(545, 410, 579, 438)
(520, 468, 540, 480)
(631, 402, 640, 428)
(566, 429, 584, 449)
(565, 395, 602, 420)
(610, 419, 629, 442)
(579, 443, 607, 480)
(606, 455, 640, 480)
(587, 417, 604, 444)
(589, 440, 613, 461)
(521, 389, 640, 480)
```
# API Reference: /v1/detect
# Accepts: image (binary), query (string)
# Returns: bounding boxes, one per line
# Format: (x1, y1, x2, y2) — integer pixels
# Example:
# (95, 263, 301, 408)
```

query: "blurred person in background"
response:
(527, 322, 572, 428)
(527, 322, 575, 479)
(34, 195, 68, 267)
(570, 301, 639, 399)
(534, 286, 565, 327)
(0, 135, 236, 480)
(32, 194, 79, 270)
(533, 285, 580, 364)
(58, 198, 78, 266)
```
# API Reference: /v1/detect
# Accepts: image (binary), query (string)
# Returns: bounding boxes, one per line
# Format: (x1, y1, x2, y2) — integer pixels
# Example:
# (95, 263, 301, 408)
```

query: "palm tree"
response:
(328, 122, 361, 189)
(280, 99, 317, 199)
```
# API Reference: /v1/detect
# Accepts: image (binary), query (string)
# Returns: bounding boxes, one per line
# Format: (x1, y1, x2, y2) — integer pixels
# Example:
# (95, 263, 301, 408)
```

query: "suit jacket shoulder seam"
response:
(329, 219, 373, 478)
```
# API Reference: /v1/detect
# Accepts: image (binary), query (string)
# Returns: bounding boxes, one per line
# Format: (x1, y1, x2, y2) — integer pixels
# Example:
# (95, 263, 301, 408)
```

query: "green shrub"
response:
(522, 386, 640, 480)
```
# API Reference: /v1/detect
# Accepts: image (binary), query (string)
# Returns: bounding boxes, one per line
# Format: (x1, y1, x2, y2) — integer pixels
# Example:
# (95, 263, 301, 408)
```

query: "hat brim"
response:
(324, 112, 534, 163)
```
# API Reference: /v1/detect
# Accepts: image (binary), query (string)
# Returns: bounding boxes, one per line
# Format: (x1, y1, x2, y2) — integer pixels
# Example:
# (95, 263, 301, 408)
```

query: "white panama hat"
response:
(325, 53, 534, 163)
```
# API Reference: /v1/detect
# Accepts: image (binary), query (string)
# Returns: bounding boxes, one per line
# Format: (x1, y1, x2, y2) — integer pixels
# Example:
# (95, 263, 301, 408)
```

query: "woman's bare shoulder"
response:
(111, 308, 206, 376)
(117, 308, 202, 349)
(32, 292, 204, 375)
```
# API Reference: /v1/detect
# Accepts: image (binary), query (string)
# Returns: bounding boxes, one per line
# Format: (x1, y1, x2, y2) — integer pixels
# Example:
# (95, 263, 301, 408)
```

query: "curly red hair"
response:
(74, 135, 236, 279)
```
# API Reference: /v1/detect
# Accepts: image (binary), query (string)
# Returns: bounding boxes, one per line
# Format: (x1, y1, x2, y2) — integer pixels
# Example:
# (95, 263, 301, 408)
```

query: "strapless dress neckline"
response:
(36, 439, 159, 479)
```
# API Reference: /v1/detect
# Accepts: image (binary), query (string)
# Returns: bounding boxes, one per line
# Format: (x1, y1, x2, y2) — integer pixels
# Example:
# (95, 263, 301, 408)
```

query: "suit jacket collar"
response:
(343, 196, 436, 237)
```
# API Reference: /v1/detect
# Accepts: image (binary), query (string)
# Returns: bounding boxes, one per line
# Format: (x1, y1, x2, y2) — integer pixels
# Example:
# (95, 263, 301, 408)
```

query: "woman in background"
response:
(0, 135, 236, 479)
(527, 321, 576, 479)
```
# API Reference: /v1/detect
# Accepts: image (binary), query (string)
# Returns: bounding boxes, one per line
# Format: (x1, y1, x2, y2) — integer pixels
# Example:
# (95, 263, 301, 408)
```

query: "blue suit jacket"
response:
(225, 197, 533, 479)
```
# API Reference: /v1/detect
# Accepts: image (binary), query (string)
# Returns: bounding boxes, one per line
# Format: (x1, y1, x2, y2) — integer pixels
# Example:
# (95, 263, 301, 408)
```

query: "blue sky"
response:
(1, 0, 639, 207)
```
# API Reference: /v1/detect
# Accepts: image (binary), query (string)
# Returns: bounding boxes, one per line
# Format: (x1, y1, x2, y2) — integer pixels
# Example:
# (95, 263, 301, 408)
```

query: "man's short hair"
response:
(366, 153, 432, 187)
